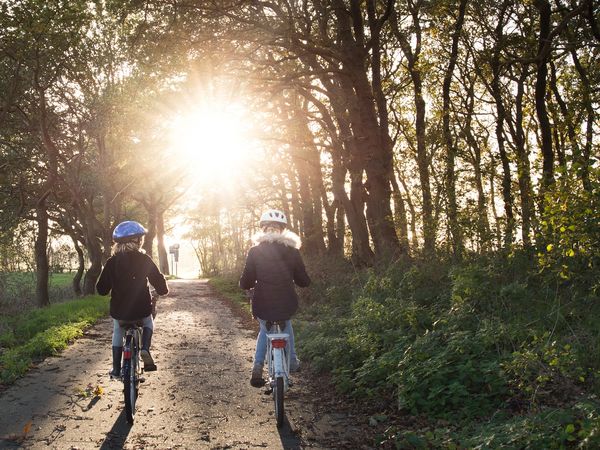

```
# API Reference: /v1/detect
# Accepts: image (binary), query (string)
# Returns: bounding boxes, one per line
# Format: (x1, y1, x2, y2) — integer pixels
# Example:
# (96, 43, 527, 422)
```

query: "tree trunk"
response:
(331, 150, 373, 265)
(443, 0, 468, 259)
(391, 5, 436, 256)
(70, 234, 84, 296)
(143, 205, 157, 257)
(333, 0, 400, 257)
(534, 0, 555, 189)
(35, 200, 50, 307)
(462, 89, 492, 252)
(291, 99, 327, 255)
(287, 171, 302, 233)
(513, 68, 534, 247)
(277, 173, 291, 223)
(570, 48, 594, 191)
(390, 172, 410, 255)
(83, 231, 103, 296)
(324, 75, 374, 265)
(156, 210, 170, 275)
(491, 63, 515, 246)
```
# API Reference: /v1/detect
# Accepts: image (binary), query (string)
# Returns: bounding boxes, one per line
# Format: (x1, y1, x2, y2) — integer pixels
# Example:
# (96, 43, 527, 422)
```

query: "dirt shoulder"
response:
(0, 280, 377, 449)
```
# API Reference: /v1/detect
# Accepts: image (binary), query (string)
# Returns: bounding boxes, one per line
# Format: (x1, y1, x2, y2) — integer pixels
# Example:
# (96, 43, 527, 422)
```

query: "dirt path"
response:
(0, 280, 372, 449)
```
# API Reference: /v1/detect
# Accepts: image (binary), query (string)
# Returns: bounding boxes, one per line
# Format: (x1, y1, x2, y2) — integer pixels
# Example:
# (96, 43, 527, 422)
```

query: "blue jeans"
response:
(111, 315, 153, 347)
(254, 319, 296, 367)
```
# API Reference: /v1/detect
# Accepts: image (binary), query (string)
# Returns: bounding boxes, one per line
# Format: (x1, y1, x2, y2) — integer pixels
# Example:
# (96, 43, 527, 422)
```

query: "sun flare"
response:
(168, 103, 256, 186)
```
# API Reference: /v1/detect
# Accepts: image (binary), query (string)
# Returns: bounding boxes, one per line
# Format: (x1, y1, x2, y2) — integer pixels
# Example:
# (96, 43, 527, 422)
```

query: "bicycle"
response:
(265, 320, 291, 428)
(119, 321, 143, 424)
(113, 291, 159, 424)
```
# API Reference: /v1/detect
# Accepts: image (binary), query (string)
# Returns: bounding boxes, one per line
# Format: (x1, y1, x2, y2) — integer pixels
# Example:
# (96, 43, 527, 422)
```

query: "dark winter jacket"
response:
(239, 231, 310, 321)
(96, 250, 168, 321)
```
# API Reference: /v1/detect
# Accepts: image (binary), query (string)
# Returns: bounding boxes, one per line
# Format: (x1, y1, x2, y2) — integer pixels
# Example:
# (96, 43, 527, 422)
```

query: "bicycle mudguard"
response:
(272, 348, 286, 375)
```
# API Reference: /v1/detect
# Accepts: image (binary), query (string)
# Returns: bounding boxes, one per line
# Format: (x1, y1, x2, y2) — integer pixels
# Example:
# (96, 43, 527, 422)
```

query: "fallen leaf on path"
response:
(0, 420, 32, 444)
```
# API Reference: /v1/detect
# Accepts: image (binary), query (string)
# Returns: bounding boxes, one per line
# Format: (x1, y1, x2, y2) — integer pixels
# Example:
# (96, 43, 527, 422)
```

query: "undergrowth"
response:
(295, 252, 600, 447)
(0, 295, 109, 385)
(209, 250, 600, 447)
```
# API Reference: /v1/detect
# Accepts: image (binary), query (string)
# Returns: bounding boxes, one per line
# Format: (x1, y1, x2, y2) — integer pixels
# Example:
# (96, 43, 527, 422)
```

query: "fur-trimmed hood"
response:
(253, 230, 302, 249)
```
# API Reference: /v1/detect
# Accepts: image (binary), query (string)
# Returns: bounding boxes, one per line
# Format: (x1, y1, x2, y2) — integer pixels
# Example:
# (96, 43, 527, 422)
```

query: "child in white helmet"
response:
(239, 209, 311, 387)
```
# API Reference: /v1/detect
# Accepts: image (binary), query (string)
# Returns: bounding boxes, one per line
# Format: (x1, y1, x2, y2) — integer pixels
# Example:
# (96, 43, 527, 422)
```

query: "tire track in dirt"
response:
(0, 280, 307, 449)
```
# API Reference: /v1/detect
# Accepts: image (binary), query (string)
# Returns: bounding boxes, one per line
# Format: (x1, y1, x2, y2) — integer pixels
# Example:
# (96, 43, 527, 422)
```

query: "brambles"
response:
(295, 253, 600, 446)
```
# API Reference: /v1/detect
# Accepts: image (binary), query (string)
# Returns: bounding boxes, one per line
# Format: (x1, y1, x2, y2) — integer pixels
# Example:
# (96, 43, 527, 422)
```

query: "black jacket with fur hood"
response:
(239, 231, 310, 321)
(97, 250, 168, 321)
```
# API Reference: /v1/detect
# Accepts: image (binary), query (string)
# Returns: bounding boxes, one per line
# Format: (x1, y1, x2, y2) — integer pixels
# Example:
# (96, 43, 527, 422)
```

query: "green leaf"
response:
(565, 423, 575, 434)
(547, 244, 554, 252)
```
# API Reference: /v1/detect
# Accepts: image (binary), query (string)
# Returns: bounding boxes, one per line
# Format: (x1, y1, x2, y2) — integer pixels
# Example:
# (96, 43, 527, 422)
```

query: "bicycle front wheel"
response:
(274, 376, 284, 428)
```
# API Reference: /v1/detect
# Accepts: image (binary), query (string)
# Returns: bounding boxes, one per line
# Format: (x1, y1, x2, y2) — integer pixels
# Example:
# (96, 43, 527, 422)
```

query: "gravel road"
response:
(0, 280, 372, 449)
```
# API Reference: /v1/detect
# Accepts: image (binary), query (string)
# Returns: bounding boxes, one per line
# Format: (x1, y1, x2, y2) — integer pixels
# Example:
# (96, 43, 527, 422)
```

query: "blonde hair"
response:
(112, 238, 143, 255)
(262, 225, 283, 234)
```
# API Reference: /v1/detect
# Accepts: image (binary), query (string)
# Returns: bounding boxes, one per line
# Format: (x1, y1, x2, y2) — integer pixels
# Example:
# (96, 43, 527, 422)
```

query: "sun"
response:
(168, 102, 256, 186)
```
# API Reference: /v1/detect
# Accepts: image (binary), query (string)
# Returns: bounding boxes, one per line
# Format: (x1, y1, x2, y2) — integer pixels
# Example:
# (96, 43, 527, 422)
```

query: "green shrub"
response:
(459, 400, 600, 449)
(394, 319, 511, 420)
(538, 167, 600, 289)
(397, 261, 450, 307)
(385, 400, 600, 449)
(503, 332, 590, 407)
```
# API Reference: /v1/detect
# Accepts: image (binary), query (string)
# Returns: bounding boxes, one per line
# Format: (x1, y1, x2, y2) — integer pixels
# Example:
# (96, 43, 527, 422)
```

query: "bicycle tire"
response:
(123, 359, 135, 424)
(123, 334, 139, 424)
(274, 376, 284, 428)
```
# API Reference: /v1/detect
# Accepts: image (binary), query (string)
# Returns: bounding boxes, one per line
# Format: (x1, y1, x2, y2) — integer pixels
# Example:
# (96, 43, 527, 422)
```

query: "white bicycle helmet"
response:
(259, 209, 287, 227)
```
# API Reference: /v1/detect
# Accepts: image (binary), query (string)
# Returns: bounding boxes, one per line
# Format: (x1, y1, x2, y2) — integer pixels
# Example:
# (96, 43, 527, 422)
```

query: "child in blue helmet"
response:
(239, 209, 311, 387)
(97, 220, 169, 376)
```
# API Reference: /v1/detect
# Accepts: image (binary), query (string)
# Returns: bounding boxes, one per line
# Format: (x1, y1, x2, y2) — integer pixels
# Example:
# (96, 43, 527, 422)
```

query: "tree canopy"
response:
(0, 0, 598, 300)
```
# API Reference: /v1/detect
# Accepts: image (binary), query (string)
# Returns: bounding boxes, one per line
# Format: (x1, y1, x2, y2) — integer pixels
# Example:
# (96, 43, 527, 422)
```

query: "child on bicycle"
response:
(239, 209, 311, 387)
(97, 220, 169, 377)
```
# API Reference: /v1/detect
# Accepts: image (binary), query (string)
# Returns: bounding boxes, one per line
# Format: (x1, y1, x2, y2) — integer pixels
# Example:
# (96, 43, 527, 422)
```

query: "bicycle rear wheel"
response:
(123, 336, 139, 424)
(274, 376, 284, 428)
(123, 359, 135, 424)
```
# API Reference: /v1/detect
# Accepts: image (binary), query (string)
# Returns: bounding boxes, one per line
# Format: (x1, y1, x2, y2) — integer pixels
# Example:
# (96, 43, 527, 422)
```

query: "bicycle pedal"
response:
(263, 388, 273, 395)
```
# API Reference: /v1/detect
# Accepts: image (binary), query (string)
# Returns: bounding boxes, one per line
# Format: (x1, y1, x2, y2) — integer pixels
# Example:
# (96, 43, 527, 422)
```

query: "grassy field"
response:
(49, 272, 76, 288)
(0, 271, 79, 315)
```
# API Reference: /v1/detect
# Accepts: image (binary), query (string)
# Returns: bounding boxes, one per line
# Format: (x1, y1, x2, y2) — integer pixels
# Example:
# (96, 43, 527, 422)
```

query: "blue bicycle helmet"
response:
(112, 221, 147, 243)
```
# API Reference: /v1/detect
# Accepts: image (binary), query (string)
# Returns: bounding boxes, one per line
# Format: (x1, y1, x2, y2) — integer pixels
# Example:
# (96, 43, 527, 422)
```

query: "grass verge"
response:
(208, 275, 251, 316)
(0, 295, 109, 385)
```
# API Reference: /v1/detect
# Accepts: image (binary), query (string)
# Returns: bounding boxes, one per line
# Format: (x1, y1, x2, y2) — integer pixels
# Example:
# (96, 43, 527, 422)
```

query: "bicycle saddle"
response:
(266, 320, 288, 331)
(121, 320, 144, 329)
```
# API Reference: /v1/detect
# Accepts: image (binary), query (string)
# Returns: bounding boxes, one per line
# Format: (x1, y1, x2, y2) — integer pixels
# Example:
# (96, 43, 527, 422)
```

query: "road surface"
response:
(0, 280, 370, 449)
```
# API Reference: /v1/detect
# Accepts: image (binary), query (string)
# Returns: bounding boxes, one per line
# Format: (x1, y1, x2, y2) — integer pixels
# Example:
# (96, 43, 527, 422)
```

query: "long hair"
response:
(112, 237, 144, 255)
